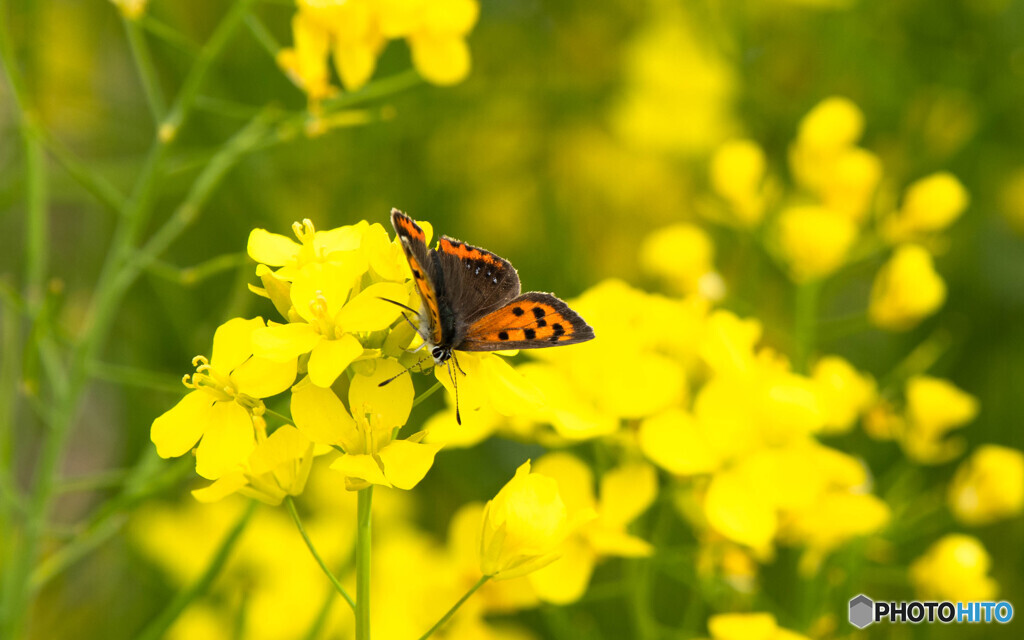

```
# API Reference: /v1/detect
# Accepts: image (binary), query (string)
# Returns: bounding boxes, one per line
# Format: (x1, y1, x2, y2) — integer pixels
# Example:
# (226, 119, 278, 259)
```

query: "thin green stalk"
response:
(0, 5, 259, 633)
(412, 380, 443, 408)
(160, 0, 259, 142)
(417, 575, 490, 640)
(145, 252, 249, 286)
(245, 13, 281, 58)
(285, 496, 356, 611)
(22, 135, 48, 308)
(136, 500, 258, 640)
(356, 487, 373, 640)
(88, 361, 185, 395)
(55, 468, 132, 494)
(124, 15, 167, 122)
(793, 280, 821, 374)
(33, 127, 127, 215)
(138, 14, 200, 54)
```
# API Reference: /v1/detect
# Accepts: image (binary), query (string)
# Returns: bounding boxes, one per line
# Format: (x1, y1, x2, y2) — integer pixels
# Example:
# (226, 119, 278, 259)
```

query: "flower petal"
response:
(247, 228, 300, 266)
(308, 334, 363, 387)
(527, 537, 595, 604)
(599, 462, 657, 527)
(194, 402, 255, 480)
(251, 323, 322, 363)
(330, 453, 390, 487)
(378, 440, 442, 490)
(192, 472, 248, 503)
(348, 359, 414, 430)
(231, 355, 297, 399)
(211, 317, 264, 372)
(151, 390, 216, 458)
(290, 377, 359, 449)
(336, 282, 410, 332)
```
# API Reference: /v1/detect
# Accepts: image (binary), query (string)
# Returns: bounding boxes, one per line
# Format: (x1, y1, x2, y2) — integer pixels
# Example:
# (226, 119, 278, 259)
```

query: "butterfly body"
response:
(391, 209, 594, 365)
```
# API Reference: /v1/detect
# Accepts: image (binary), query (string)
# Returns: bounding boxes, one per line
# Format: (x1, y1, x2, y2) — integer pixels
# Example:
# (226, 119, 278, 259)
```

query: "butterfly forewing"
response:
(459, 292, 595, 351)
(435, 235, 521, 325)
(391, 210, 444, 345)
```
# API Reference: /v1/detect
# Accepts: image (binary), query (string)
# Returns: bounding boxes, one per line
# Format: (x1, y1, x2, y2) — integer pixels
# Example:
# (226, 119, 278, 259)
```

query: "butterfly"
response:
(387, 209, 595, 421)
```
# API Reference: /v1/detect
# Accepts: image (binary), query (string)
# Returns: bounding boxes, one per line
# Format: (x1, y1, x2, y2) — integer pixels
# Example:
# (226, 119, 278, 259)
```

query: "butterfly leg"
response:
(446, 359, 462, 425)
(451, 351, 467, 377)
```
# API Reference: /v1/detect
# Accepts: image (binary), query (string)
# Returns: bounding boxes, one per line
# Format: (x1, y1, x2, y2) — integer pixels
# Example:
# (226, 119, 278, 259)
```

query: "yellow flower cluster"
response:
(152, 218, 447, 501)
(278, 0, 479, 107)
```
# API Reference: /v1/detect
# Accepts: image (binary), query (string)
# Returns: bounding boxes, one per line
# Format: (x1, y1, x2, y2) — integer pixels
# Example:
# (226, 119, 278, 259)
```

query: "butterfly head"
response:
(430, 345, 453, 364)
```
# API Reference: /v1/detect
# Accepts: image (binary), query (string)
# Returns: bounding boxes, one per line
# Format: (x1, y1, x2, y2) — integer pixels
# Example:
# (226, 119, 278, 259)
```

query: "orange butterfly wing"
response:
(391, 209, 444, 345)
(459, 292, 595, 351)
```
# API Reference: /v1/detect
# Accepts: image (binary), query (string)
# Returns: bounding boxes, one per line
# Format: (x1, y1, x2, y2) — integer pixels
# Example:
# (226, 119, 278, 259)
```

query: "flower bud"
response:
(480, 461, 570, 579)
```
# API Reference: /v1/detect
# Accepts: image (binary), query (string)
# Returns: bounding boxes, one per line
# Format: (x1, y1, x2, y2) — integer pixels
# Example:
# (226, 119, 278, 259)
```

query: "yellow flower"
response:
(949, 445, 1024, 526)
(527, 454, 653, 603)
(902, 375, 978, 464)
(248, 218, 404, 282)
(1000, 167, 1024, 234)
(811, 356, 876, 434)
(515, 280, 701, 441)
(611, 8, 738, 156)
(110, 0, 147, 19)
(868, 244, 946, 330)
(192, 423, 315, 505)
(151, 318, 297, 480)
(278, 0, 385, 100)
(252, 262, 410, 387)
(910, 534, 998, 601)
(480, 461, 572, 580)
(796, 97, 864, 151)
(707, 612, 811, 640)
(435, 350, 544, 424)
(639, 407, 720, 476)
(382, 0, 480, 86)
(640, 224, 723, 298)
(883, 172, 969, 241)
(819, 147, 882, 223)
(290, 360, 442, 490)
(710, 139, 768, 227)
(776, 206, 858, 282)
(789, 97, 865, 192)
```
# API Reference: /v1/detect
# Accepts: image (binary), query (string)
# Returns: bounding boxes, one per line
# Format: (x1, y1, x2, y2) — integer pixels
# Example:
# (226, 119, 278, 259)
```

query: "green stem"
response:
(793, 280, 821, 375)
(160, 0, 259, 142)
(356, 487, 373, 640)
(22, 135, 48, 309)
(136, 500, 257, 640)
(124, 15, 167, 122)
(244, 13, 281, 58)
(285, 496, 356, 611)
(412, 380, 444, 408)
(33, 127, 127, 215)
(417, 575, 490, 640)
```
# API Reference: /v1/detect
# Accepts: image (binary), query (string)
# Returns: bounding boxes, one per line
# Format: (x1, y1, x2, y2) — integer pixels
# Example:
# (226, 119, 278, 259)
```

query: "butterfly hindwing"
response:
(391, 209, 444, 345)
(435, 235, 521, 325)
(459, 292, 595, 351)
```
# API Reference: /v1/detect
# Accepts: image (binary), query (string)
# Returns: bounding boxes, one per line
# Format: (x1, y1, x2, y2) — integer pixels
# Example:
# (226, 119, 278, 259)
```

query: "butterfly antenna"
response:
(447, 359, 462, 425)
(378, 354, 431, 387)
(379, 297, 428, 341)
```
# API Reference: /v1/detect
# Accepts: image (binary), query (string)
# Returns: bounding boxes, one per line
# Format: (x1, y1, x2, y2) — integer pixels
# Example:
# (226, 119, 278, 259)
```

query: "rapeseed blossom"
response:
(151, 317, 297, 479)
(709, 139, 768, 227)
(948, 445, 1024, 525)
(278, 0, 479, 110)
(528, 454, 655, 603)
(868, 244, 946, 331)
(480, 461, 574, 580)
(901, 375, 978, 463)
(910, 534, 997, 601)
(882, 172, 969, 242)
(706, 612, 811, 640)
(775, 205, 857, 282)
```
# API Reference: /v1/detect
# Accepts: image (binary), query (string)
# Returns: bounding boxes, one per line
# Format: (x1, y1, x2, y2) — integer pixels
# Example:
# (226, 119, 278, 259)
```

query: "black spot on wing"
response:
(512, 307, 525, 317)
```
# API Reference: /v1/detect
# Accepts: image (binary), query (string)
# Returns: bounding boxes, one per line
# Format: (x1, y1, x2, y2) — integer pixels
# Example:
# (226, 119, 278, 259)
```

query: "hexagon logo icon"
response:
(849, 594, 874, 628)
